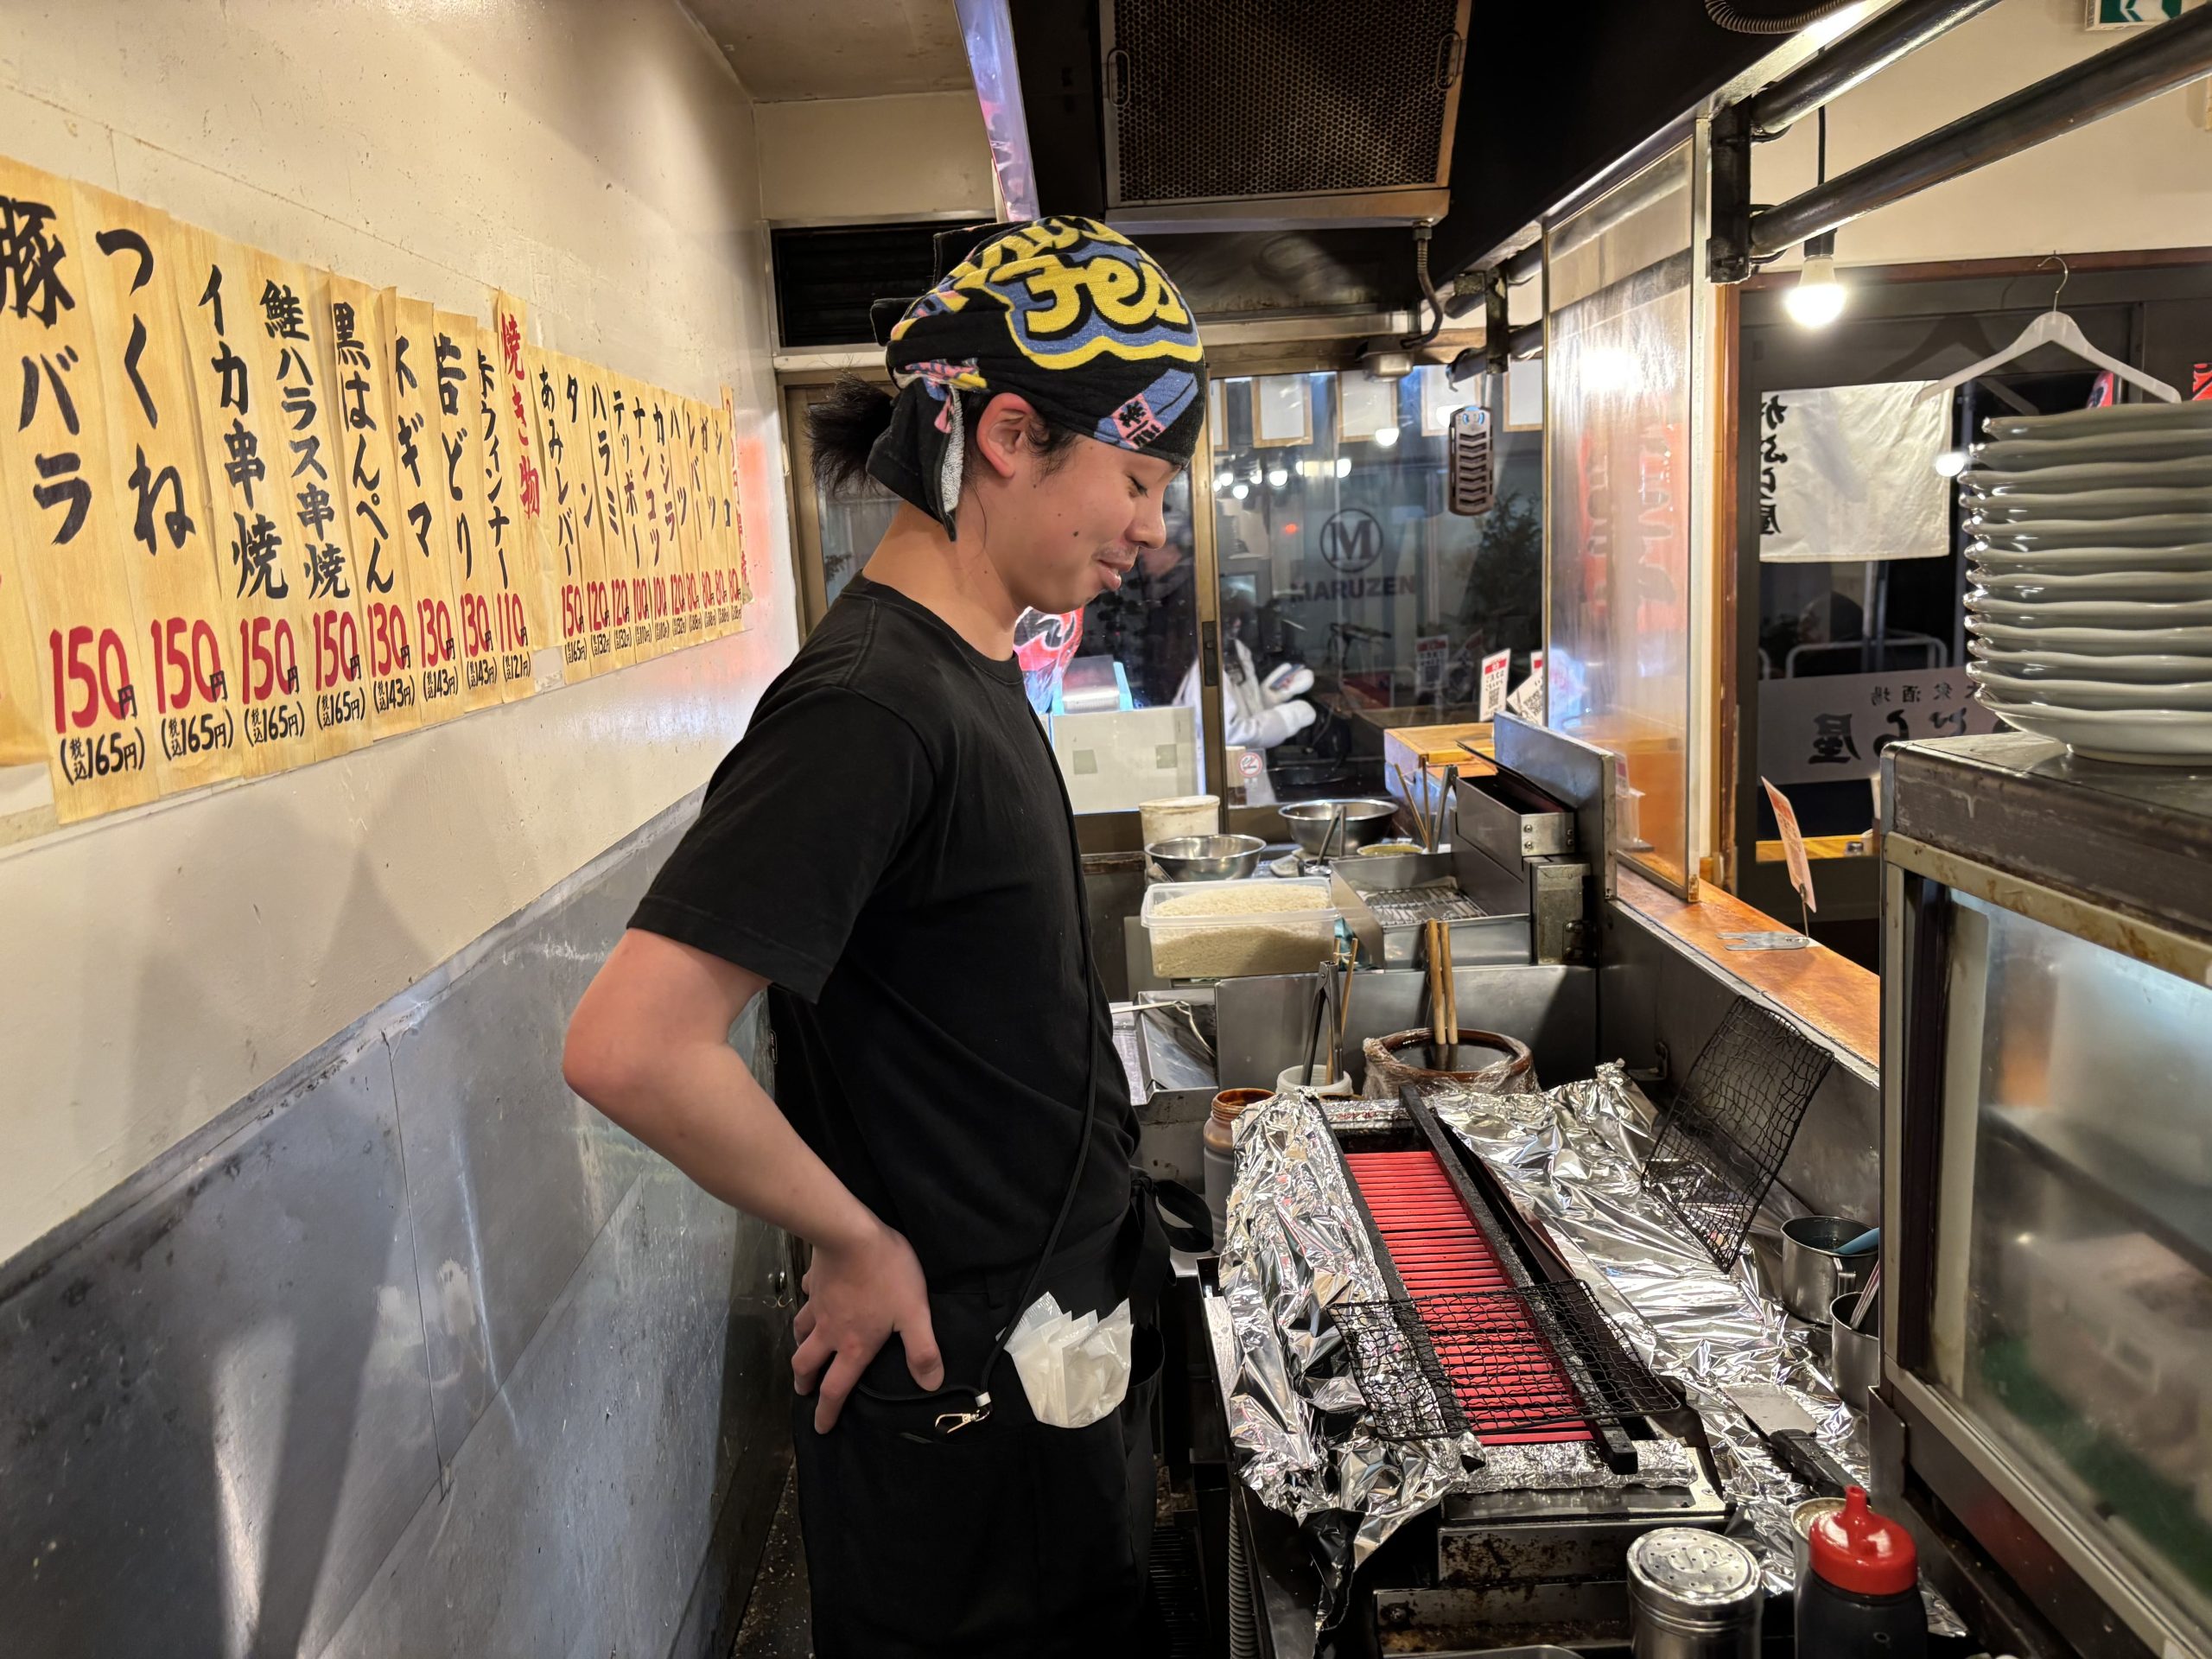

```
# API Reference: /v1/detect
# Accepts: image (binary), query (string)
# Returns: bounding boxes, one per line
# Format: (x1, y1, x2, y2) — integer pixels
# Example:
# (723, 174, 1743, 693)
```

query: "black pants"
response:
(792, 1210, 1167, 1658)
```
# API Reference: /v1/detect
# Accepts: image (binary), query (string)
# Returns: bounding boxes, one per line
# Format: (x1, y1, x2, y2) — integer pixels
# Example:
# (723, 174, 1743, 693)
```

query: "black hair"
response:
(806, 374, 1082, 501)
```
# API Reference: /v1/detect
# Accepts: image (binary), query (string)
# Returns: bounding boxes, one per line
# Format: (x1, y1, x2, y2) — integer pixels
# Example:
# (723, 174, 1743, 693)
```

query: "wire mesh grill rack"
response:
(1332, 1283, 1681, 1443)
(1363, 888, 1488, 928)
(1641, 997, 1834, 1268)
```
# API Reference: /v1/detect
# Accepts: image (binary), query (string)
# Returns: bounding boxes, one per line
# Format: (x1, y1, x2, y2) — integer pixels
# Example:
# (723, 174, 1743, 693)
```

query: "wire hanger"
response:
(1911, 252, 2180, 407)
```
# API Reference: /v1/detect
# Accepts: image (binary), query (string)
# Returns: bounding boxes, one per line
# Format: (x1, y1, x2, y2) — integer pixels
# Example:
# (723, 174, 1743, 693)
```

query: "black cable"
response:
(1705, 0, 1856, 34)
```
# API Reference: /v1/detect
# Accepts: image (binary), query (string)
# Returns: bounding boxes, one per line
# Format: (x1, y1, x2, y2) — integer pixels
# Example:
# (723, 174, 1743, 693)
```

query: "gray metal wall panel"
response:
(0, 1042, 438, 1659)
(0, 793, 791, 1659)
(391, 912, 656, 1461)
(321, 1170, 785, 1659)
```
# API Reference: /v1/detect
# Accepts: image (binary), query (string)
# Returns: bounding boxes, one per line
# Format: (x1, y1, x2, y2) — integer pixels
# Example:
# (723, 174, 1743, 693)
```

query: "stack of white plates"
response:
(1961, 401, 2212, 765)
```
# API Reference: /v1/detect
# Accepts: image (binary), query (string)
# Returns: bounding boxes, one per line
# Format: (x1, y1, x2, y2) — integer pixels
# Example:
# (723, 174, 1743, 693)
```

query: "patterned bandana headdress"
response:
(868, 217, 1207, 535)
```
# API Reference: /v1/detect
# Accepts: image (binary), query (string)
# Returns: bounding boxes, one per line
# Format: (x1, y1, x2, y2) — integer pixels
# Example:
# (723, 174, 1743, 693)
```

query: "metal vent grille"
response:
(1104, 0, 1465, 206)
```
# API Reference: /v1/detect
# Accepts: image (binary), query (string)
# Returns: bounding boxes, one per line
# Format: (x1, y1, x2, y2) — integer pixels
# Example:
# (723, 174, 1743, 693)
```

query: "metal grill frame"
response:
(1333, 1284, 1683, 1445)
(1363, 887, 1487, 928)
(1100, 0, 1471, 213)
(1641, 998, 1835, 1268)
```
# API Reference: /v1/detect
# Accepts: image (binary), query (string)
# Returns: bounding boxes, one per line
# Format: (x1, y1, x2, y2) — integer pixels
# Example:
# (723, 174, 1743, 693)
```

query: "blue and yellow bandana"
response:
(868, 216, 1206, 533)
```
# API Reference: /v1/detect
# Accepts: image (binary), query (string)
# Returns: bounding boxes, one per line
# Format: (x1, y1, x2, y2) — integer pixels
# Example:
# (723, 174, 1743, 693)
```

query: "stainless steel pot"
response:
(1780, 1215, 1872, 1323)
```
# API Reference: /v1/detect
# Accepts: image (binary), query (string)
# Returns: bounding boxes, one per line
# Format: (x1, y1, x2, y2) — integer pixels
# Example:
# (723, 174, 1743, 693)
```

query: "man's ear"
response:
(971, 391, 1044, 481)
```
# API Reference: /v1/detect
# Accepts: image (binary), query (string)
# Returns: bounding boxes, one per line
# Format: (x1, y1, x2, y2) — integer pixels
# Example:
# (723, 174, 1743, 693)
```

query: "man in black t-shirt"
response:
(563, 219, 1205, 1659)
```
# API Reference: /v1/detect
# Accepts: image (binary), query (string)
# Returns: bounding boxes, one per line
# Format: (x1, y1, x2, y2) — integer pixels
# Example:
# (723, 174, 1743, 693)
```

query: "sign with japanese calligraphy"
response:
(74, 182, 243, 798)
(489, 291, 557, 671)
(1477, 647, 1510, 719)
(385, 296, 465, 724)
(257, 253, 374, 757)
(432, 311, 503, 711)
(471, 321, 537, 700)
(0, 153, 762, 827)
(0, 158, 160, 817)
(530, 347, 594, 678)
(1758, 381, 1949, 564)
(322, 276, 420, 741)
(1760, 776, 1817, 916)
(1758, 668, 2005, 785)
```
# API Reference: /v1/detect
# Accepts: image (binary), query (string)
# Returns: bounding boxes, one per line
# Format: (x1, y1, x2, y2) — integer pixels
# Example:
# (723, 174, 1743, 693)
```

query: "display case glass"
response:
(1884, 733, 2212, 1659)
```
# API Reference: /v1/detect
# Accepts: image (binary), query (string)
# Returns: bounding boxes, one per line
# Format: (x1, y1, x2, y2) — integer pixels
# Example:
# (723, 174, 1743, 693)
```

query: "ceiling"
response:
(683, 0, 973, 101)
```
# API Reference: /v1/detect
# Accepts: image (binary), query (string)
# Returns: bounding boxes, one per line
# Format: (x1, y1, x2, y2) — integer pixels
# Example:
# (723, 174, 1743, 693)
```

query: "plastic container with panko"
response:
(1141, 877, 1338, 982)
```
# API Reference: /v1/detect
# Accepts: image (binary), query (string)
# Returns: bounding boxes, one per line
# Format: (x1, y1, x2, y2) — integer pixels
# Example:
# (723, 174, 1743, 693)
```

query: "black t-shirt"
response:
(629, 575, 1135, 1283)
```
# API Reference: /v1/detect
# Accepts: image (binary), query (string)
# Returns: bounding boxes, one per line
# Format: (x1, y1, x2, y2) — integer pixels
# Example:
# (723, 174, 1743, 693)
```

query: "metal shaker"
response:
(1627, 1528, 1764, 1659)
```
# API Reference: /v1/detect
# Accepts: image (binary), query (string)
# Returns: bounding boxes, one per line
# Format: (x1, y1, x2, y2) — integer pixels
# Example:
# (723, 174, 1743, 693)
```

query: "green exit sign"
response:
(2086, 0, 2183, 25)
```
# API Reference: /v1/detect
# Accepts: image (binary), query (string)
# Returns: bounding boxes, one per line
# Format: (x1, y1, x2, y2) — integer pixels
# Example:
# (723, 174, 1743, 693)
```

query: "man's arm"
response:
(563, 928, 942, 1430)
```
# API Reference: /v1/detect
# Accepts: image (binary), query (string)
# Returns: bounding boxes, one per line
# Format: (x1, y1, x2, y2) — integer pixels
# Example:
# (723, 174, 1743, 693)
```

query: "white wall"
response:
(0, 0, 799, 1263)
(755, 90, 995, 221)
(1756, 0, 2212, 269)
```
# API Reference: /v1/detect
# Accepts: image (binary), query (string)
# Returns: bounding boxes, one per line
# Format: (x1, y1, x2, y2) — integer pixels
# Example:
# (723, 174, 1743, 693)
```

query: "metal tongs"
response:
(1300, 921, 1360, 1089)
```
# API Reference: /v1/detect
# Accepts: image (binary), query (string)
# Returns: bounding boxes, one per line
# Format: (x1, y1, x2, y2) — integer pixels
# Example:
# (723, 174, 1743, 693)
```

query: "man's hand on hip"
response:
(791, 1217, 944, 1433)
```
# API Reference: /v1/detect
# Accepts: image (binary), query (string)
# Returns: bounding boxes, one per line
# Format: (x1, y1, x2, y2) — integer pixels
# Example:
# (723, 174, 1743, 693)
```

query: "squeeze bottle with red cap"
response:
(1796, 1484, 1925, 1657)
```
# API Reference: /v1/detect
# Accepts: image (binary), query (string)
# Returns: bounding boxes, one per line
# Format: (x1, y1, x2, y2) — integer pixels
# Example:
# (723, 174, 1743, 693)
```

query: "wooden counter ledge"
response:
(1616, 868, 1878, 1071)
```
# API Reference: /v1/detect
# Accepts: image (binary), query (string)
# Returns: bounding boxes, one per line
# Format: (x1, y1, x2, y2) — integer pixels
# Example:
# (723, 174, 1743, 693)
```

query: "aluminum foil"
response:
(1430, 1065, 1961, 1634)
(1217, 1090, 1484, 1614)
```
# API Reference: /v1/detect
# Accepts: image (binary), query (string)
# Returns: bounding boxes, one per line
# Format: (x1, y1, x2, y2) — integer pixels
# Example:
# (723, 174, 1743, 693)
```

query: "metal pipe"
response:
(1748, 0, 2005, 138)
(1750, 5, 2212, 259)
(1503, 242, 1543, 286)
(1507, 321, 1544, 361)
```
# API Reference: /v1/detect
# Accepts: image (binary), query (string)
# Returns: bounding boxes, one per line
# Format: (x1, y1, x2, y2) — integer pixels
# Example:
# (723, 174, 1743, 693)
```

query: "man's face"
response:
(981, 431, 1181, 616)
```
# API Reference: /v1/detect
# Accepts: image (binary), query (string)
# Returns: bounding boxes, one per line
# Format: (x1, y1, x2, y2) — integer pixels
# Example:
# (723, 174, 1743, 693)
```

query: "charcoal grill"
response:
(1322, 1089, 1732, 1650)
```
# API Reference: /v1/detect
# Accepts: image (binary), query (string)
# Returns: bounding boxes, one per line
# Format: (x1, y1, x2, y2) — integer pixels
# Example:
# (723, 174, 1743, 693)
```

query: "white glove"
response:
(1279, 698, 1317, 737)
(1262, 664, 1315, 703)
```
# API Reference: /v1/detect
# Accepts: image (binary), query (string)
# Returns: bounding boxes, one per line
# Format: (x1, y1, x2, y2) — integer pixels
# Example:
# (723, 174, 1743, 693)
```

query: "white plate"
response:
(1966, 617, 2212, 654)
(1972, 513, 2212, 550)
(1966, 591, 2212, 627)
(1970, 567, 2212, 601)
(1981, 403, 2212, 442)
(1967, 539, 2212, 572)
(1970, 699, 2212, 765)
(1967, 664, 2212, 711)
(1973, 643, 2212, 683)
(1974, 429, 2212, 471)
(1960, 456, 2212, 495)
(1966, 488, 2212, 524)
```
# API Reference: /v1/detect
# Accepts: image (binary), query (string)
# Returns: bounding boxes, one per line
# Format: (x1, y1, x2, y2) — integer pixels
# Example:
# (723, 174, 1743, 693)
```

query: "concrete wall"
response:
(0, 0, 800, 1265)
(1756, 0, 2212, 269)
(754, 90, 995, 222)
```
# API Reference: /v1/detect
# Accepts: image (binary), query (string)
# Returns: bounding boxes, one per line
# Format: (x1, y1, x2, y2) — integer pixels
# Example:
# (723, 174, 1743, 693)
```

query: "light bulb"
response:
(1336, 456, 1352, 478)
(1213, 469, 1233, 491)
(1267, 467, 1288, 489)
(1374, 425, 1401, 448)
(1932, 448, 1969, 478)
(1786, 254, 1846, 328)
(1231, 481, 1249, 500)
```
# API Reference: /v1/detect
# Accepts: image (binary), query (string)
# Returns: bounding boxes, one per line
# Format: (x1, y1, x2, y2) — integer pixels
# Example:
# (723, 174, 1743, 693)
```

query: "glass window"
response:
(1545, 144, 1696, 890)
(1201, 366, 1541, 805)
(1052, 467, 1205, 812)
(1922, 890, 2212, 1637)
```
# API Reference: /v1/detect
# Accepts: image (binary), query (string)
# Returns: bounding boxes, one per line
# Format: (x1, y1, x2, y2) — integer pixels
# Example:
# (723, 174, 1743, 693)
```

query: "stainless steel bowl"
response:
(1279, 798, 1400, 856)
(1147, 834, 1267, 881)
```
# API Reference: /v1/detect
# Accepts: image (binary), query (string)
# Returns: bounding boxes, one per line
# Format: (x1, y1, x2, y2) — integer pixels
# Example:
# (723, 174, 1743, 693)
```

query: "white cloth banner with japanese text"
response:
(1758, 380, 1949, 563)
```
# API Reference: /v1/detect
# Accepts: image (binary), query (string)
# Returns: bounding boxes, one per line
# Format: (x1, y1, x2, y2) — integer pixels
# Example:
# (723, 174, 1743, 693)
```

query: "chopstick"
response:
(1427, 919, 1450, 1056)
(1847, 1260, 1882, 1331)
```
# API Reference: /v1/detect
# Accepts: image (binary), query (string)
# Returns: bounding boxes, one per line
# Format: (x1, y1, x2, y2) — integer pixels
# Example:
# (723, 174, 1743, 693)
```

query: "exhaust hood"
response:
(961, 0, 1471, 231)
